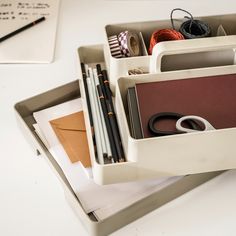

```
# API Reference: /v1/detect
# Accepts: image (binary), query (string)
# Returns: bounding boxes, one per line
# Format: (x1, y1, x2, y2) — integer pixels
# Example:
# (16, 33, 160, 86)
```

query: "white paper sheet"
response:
(33, 123, 49, 149)
(0, 0, 60, 63)
(93, 176, 182, 220)
(33, 99, 183, 220)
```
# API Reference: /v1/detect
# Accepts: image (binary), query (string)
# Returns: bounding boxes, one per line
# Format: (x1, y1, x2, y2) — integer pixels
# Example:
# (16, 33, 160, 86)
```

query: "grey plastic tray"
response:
(15, 80, 224, 236)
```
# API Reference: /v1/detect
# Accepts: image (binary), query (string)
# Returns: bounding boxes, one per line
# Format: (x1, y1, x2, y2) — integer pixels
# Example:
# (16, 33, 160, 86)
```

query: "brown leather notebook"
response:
(135, 74, 236, 138)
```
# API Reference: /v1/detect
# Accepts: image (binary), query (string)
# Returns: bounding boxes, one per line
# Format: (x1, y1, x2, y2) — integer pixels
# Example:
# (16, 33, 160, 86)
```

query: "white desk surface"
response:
(1, 0, 236, 235)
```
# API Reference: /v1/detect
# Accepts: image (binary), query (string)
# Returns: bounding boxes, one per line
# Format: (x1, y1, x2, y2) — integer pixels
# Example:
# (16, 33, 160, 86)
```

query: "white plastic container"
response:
(115, 66, 236, 179)
(14, 80, 224, 236)
(78, 42, 236, 185)
(104, 13, 236, 92)
(13, 13, 236, 236)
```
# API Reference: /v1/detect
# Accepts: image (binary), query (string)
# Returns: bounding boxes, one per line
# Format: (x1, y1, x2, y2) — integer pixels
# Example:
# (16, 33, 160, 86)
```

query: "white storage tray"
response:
(78, 45, 138, 184)
(78, 43, 236, 184)
(104, 13, 236, 92)
(14, 80, 224, 236)
(115, 66, 236, 179)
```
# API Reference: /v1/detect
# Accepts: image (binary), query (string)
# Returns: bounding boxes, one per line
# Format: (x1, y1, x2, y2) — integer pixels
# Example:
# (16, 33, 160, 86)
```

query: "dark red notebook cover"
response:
(135, 74, 236, 138)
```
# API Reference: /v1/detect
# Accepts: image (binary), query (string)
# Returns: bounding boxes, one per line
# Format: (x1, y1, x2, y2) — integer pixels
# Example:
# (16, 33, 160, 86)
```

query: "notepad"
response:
(0, 0, 60, 63)
(127, 87, 143, 139)
(135, 74, 236, 138)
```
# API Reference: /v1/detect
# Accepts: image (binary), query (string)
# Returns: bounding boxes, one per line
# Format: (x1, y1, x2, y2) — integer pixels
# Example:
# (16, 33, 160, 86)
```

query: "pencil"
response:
(97, 85, 118, 163)
(106, 101, 125, 162)
(100, 67, 125, 162)
(96, 65, 125, 162)
(96, 64, 107, 99)
(89, 67, 107, 160)
(93, 68, 112, 159)
(87, 76, 104, 164)
(0, 17, 46, 43)
(81, 63, 93, 127)
(102, 69, 114, 112)
(88, 67, 107, 162)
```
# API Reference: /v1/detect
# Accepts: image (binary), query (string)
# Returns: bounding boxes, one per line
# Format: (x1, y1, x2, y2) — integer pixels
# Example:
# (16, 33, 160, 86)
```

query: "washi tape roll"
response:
(108, 35, 123, 58)
(118, 31, 140, 57)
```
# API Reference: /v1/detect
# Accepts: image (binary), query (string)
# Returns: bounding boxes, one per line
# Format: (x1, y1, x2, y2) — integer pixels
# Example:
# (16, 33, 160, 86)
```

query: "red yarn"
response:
(149, 29, 184, 55)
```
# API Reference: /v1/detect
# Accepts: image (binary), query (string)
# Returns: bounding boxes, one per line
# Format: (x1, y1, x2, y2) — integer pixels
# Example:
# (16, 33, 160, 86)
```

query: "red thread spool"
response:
(149, 29, 184, 55)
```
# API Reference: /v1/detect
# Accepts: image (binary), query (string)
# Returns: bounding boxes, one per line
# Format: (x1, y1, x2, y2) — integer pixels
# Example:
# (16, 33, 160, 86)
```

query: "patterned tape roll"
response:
(118, 31, 140, 57)
(108, 35, 123, 58)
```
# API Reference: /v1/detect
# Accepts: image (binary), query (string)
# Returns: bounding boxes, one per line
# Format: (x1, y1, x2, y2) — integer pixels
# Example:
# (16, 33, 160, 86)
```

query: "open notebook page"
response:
(0, 0, 60, 63)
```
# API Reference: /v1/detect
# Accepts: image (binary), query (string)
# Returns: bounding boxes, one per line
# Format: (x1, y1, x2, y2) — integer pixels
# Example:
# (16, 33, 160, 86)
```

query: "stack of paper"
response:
(33, 98, 183, 220)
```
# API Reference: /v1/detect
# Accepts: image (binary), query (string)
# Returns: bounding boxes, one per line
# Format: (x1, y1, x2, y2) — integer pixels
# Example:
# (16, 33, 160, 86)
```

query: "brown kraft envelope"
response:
(50, 111, 91, 168)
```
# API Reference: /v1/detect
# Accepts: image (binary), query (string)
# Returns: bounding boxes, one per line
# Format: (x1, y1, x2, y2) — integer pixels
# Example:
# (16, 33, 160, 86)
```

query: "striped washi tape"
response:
(108, 35, 123, 58)
(118, 31, 140, 57)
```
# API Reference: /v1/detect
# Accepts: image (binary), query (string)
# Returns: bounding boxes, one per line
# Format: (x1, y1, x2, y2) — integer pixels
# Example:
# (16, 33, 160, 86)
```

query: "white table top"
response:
(1, 0, 236, 235)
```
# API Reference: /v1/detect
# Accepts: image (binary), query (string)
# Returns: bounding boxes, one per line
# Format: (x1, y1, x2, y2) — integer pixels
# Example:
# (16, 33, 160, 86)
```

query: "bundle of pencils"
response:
(81, 63, 125, 164)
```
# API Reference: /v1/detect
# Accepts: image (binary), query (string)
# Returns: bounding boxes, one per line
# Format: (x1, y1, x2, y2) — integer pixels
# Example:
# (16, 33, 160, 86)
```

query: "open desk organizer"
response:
(78, 37, 236, 185)
(14, 79, 224, 236)
(104, 13, 236, 91)
(116, 67, 236, 179)
(14, 13, 236, 236)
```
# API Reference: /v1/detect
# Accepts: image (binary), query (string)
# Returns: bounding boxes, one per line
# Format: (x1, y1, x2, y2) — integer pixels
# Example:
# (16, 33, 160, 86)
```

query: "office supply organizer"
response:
(104, 13, 236, 91)
(14, 80, 223, 236)
(15, 13, 236, 236)
(78, 44, 236, 185)
(77, 13, 236, 185)
(115, 68, 236, 181)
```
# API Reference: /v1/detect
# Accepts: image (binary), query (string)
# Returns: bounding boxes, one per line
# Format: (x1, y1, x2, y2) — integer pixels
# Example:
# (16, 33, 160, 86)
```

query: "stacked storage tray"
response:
(104, 13, 236, 91)
(115, 67, 236, 179)
(14, 79, 224, 236)
(78, 42, 236, 185)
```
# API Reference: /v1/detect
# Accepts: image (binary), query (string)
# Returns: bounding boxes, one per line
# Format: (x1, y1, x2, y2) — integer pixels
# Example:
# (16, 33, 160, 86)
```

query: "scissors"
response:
(148, 112, 215, 136)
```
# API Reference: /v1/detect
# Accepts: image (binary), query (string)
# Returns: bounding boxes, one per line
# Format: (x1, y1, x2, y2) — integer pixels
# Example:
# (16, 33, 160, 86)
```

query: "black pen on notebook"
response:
(0, 17, 46, 43)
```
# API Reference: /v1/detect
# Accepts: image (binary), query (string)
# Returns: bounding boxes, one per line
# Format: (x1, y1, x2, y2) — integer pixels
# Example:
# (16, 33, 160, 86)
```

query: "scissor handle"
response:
(176, 115, 215, 133)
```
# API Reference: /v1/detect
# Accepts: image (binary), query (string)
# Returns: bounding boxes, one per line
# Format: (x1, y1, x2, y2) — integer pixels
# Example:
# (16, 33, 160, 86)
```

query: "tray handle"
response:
(150, 35, 236, 73)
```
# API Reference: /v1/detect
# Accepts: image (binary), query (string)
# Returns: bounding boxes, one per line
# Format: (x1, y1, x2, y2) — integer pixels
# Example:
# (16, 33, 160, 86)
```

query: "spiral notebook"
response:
(0, 0, 60, 63)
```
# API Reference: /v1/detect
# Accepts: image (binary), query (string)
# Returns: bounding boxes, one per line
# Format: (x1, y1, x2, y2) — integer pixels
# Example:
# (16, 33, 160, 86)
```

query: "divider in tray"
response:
(104, 13, 236, 85)
(105, 13, 236, 58)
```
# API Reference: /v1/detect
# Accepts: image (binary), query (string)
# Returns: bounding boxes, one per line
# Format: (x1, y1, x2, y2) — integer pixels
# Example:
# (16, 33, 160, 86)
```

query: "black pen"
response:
(0, 17, 46, 43)
(96, 66, 125, 162)
(102, 69, 125, 160)
(98, 67, 125, 161)
(106, 101, 125, 162)
(102, 69, 114, 111)
(96, 64, 108, 99)
(97, 85, 118, 163)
